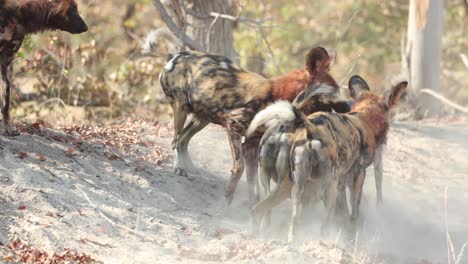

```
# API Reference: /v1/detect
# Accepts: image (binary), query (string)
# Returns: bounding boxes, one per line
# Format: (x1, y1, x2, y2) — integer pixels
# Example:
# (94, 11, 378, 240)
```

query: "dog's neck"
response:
(351, 93, 389, 145)
(17, 0, 55, 34)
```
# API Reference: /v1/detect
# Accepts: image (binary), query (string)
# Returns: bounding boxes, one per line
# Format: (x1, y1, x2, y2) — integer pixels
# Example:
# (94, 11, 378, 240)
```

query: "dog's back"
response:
(292, 112, 371, 176)
(160, 50, 273, 126)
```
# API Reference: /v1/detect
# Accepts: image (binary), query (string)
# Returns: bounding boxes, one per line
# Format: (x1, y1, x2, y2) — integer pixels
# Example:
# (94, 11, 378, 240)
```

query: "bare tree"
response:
(404, 0, 445, 116)
(153, 0, 238, 60)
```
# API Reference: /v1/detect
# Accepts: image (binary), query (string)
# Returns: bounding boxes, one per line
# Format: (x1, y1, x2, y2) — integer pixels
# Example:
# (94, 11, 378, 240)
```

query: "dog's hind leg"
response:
(321, 169, 339, 236)
(374, 144, 384, 205)
(288, 145, 309, 243)
(251, 174, 292, 234)
(224, 127, 245, 205)
(256, 135, 280, 229)
(175, 116, 208, 174)
(1, 64, 19, 137)
(171, 101, 189, 176)
(243, 136, 261, 207)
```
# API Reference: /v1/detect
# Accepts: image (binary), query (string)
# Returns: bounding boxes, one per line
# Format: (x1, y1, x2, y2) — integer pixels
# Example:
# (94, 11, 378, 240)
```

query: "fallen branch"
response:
(420, 89, 468, 113)
(77, 186, 176, 247)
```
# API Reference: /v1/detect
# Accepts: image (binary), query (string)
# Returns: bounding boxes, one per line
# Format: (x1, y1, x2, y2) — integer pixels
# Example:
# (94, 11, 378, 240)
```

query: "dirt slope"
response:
(0, 119, 467, 263)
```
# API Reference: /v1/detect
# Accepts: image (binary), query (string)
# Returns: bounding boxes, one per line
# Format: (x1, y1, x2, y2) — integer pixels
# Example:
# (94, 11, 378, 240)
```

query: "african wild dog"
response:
(0, 0, 88, 135)
(247, 75, 407, 242)
(247, 81, 385, 231)
(158, 47, 349, 205)
(246, 84, 355, 231)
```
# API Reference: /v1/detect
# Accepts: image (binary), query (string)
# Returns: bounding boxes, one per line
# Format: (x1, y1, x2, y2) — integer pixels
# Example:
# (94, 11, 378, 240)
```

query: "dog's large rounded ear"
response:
(384, 81, 408, 110)
(348, 75, 370, 99)
(305, 47, 333, 77)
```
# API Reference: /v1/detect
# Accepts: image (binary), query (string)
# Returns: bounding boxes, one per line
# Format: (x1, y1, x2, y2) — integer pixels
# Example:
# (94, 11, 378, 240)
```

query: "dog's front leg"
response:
(224, 127, 245, 205)
(1, 64, 19, 136)
(175, 116, 208, 174)
(171, 101, 189, 175)
(288, 144, 309, 243)
(374, 144, 384, 205)
(320, 168, 339, 236)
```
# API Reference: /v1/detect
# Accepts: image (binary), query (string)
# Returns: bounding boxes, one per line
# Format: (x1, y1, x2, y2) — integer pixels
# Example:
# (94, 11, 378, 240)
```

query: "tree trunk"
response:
(184, 0, 237, 60)
(406, 0, 445, 116)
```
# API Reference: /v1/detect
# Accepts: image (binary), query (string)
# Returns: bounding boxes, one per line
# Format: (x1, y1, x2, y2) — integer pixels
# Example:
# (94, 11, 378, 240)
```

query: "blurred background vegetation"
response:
(11, 0, 467, 126)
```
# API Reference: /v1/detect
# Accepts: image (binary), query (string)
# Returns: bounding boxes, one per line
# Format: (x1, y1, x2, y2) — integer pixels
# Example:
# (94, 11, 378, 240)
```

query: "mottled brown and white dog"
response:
(158, 48, 349, 205)
(247, 75, 407, 242)
(0, 0, 88, 135)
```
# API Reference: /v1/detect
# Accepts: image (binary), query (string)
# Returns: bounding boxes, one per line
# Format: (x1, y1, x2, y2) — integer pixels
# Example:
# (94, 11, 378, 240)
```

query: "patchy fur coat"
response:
(0, 0, 87, 135)
(159, 48, 349, 204)
(247, 75, 407, 241)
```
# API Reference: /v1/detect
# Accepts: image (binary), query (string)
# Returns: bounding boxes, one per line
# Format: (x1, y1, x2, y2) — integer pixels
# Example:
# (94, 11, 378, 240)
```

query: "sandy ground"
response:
(0, 119, 467, 263)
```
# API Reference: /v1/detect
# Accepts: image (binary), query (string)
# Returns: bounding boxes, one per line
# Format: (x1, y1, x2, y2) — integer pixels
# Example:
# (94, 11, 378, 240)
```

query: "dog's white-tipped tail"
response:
(246, 101, 296, 137)
(142, 27, 182, 56)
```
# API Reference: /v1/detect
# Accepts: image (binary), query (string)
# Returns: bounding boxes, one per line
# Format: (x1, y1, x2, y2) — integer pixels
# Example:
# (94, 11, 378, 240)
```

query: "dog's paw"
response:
(287, 231, 297, 244)
(174, 167, 188, 177)
(224, 192, 234, 206)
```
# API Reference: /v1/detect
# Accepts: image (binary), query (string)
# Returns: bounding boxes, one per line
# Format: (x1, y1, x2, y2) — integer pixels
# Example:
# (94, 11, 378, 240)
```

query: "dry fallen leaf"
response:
(32, 122, 41, 130)
(67, 145, 75, 156)
(17, 205, 26, 210)
(1, 255, 14, 261)
(8, 240, 95, 263)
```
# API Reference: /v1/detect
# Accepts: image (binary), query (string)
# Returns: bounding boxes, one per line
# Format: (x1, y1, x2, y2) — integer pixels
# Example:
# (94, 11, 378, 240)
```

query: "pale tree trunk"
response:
(406, 0, 445, 116)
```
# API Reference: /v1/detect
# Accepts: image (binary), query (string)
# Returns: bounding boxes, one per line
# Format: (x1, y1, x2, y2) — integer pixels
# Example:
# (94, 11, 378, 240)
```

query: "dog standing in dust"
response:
(247, 75, 407, 241)
(157, 47, 348, 205)
(0, 0, 88, 135)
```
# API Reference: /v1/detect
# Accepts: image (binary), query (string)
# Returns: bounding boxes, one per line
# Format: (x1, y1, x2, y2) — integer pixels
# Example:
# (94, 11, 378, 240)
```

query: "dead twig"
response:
(444, 187, 468, 264)
(334, 9, 361, 47)
(77, 186, 154, 243)
(338, 54, 361, 88)
(81, 238, 114, 248)
(206, 13, 220, 52)
(77, 186, 177, 247)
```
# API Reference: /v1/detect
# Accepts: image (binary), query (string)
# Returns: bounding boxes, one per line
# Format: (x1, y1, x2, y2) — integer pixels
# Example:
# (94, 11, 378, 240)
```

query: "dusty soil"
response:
(0, 119, 467, 263)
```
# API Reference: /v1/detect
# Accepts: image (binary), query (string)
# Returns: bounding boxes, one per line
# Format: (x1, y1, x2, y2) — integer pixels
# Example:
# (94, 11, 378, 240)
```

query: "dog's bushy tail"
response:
(246, 101, 297, 137)
(142, 27, 182, 57)
(246, 84, 339, 137)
